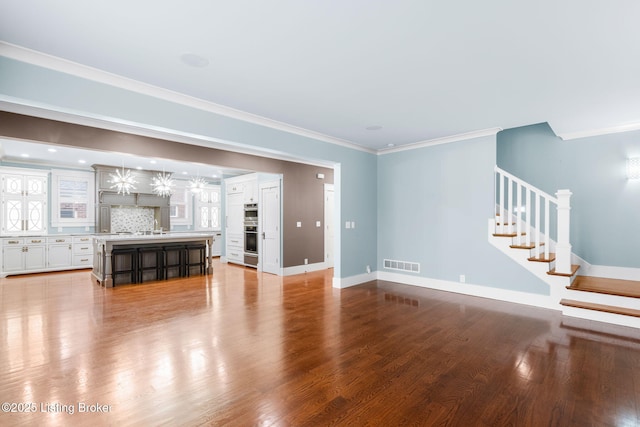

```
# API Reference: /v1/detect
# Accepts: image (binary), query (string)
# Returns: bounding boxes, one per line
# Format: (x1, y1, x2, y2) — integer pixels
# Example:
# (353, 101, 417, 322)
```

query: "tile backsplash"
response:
(111, 206, 155, 233)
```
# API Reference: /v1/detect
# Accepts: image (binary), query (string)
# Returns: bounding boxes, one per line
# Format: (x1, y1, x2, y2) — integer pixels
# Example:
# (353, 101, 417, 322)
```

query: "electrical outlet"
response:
(304, 258, 308, 265)
(296, 221, 302, 228)
(459, 274, 466, 283)
(366, 265, 371, 274)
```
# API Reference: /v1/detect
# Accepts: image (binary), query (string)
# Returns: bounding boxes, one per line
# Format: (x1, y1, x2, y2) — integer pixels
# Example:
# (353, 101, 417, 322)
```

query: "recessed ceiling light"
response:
(20, 153, 29, 158)
(150, 160, 157, 164)
(366, 125, 383, 131)
(180, 52, 210, 68)
(78, 159, 86, 164)
(47, 148, 57, 153)
(136, 166, 143, 170)
(387, 143, 395, 148)
(182, 171, 188, 175)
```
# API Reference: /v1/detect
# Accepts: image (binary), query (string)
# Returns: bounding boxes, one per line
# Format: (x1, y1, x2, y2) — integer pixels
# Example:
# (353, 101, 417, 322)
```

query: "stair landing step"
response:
(567, 276, 640, 299)
(547, 265, 580, 277)
(560, 299, 640, 318)
(528, 253, 556, 263)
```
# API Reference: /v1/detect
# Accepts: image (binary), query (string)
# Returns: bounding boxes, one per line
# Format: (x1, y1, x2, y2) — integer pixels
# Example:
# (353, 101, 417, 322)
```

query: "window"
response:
(169, 183, 192, 225)
(51, 170, 95, 227)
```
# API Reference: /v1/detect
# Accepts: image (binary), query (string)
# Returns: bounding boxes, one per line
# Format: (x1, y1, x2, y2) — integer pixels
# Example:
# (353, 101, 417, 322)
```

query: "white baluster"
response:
(493, 169, 500, 233)
(499, 172, 505, 234)
(555, 189, 573, 274)
(525, 187, 531, 247)
(544, 197, 550, 260)
(507, 178, 513, 235)
(516, 182, 522, 245)
(535, 192, 541, 258)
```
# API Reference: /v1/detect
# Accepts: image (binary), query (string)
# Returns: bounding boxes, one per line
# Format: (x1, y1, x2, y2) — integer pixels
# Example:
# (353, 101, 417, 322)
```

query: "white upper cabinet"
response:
(1, 168, 48, 235)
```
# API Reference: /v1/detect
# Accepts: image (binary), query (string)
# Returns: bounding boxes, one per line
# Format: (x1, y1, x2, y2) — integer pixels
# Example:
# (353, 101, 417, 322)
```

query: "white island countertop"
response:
(93, 232, 216, 244)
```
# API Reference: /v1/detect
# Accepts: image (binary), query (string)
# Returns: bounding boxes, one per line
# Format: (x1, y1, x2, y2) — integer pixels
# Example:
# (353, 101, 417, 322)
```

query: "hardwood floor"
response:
(1, 260, 639, 426)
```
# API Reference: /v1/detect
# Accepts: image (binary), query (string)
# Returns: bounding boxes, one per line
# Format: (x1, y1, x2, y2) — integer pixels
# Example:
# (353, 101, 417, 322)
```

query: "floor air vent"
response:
(383, 259, 420, 273)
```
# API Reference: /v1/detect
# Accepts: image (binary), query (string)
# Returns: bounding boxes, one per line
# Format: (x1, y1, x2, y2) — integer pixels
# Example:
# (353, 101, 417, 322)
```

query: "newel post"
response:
(555, 189, 572, 274)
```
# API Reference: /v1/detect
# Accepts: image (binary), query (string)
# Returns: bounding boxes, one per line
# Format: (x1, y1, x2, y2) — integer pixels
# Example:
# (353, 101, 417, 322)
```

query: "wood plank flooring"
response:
(1, 260, 639, 426)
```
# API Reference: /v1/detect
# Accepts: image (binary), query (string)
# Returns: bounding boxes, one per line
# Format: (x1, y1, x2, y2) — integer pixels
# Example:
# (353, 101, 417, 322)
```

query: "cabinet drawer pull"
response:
(7, 240, 20, 244)
(80, 259, 89, 262)
(31, 240, 42, 243)
(56, 239, 65, 242)
(80, 247, 89, 250)
(80, 238, 89, 241)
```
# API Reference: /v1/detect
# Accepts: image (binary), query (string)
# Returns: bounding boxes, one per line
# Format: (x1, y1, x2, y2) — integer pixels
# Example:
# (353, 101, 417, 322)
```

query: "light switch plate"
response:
(296, 221, 302, 228)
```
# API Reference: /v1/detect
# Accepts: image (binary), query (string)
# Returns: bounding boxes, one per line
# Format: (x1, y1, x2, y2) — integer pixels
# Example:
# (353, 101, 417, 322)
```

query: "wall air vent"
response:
(383, 259, 420, 273)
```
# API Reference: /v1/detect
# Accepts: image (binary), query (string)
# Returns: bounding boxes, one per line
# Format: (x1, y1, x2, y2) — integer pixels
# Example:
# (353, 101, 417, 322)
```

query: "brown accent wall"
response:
(0, 112, 333, 268)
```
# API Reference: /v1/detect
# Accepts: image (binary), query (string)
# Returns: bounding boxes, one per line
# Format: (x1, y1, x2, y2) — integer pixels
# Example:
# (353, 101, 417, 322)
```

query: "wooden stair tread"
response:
(560, 299, 640, 318)
(493, 232, 526, 237)
(510, 242, 545, 249)
(547, 265, 580, 277)
(528, 253, 556, 262)
(567, 276, 640, 299)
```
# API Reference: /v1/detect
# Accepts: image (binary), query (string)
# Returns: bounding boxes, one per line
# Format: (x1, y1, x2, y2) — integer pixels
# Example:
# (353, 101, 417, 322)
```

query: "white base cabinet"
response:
(2, 238, 46, 273)
(1, 235, 94, 277)
(47, 237, 72, 269)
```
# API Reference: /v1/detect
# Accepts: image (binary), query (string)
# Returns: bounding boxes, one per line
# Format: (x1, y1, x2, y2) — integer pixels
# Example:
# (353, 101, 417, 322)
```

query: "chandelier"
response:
(189, 176, 206, 193)
(151, 171, 174, 197)
(109, 165, 137, 195)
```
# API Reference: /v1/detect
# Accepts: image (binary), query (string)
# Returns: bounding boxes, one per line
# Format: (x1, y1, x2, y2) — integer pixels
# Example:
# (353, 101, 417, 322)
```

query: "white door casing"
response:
(260, 181, 281, 275)
(324, 184, 334, 268)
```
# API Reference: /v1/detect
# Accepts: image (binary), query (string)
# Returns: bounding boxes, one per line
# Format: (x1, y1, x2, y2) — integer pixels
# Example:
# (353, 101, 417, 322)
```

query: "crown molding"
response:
(0, 41, 375, 154)
(377, 127, 503, 155)
(554, 122, 640, 141)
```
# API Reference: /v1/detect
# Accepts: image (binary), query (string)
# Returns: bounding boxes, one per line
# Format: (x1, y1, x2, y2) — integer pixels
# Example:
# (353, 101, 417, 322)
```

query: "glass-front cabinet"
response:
(1, 168, 48, 235)
(195, 186, 221, 231)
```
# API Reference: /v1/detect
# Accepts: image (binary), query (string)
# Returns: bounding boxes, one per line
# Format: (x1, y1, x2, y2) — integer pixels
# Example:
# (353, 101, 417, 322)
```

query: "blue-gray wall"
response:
(377, 135, 549, 295)
(497, 122, 640, 268)
(0, 56, 377, 279)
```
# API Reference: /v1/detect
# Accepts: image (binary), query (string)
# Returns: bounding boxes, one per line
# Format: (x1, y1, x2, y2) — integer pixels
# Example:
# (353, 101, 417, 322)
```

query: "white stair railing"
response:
(494, 166, 573, 274)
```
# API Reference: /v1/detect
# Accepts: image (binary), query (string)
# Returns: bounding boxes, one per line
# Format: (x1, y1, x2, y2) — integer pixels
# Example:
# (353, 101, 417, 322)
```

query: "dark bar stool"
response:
(163, 245, 185, 279)
(111, 247, 138, 286)
(138, 246, 164, 283)
(185, 243, 207, 276)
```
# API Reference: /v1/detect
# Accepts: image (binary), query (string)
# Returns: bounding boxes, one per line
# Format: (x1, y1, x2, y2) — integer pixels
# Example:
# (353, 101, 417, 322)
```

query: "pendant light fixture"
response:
(151, 170, 174, 197)
(189, 176, 206, 193)
(109, 163, 137, 195)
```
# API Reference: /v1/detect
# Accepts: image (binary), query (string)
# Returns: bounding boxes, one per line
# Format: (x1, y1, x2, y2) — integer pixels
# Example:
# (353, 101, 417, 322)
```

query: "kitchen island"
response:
(92, 233, 215, 287)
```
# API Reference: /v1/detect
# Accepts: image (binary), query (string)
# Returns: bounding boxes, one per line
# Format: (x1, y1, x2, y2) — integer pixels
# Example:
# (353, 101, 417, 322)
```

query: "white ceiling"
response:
(1, 1, 640, 151)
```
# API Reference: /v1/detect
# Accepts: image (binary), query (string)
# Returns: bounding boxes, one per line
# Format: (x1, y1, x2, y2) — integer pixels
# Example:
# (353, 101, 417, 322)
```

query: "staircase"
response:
(489, 166, 640, 329)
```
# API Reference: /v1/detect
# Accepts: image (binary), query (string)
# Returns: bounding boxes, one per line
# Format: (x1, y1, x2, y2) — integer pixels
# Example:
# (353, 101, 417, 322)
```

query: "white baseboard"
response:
(332, 268, 554, 309)
(377, 271, 555, 310)
(282, 261, 331, 276)
(332, 271, 377, 288)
